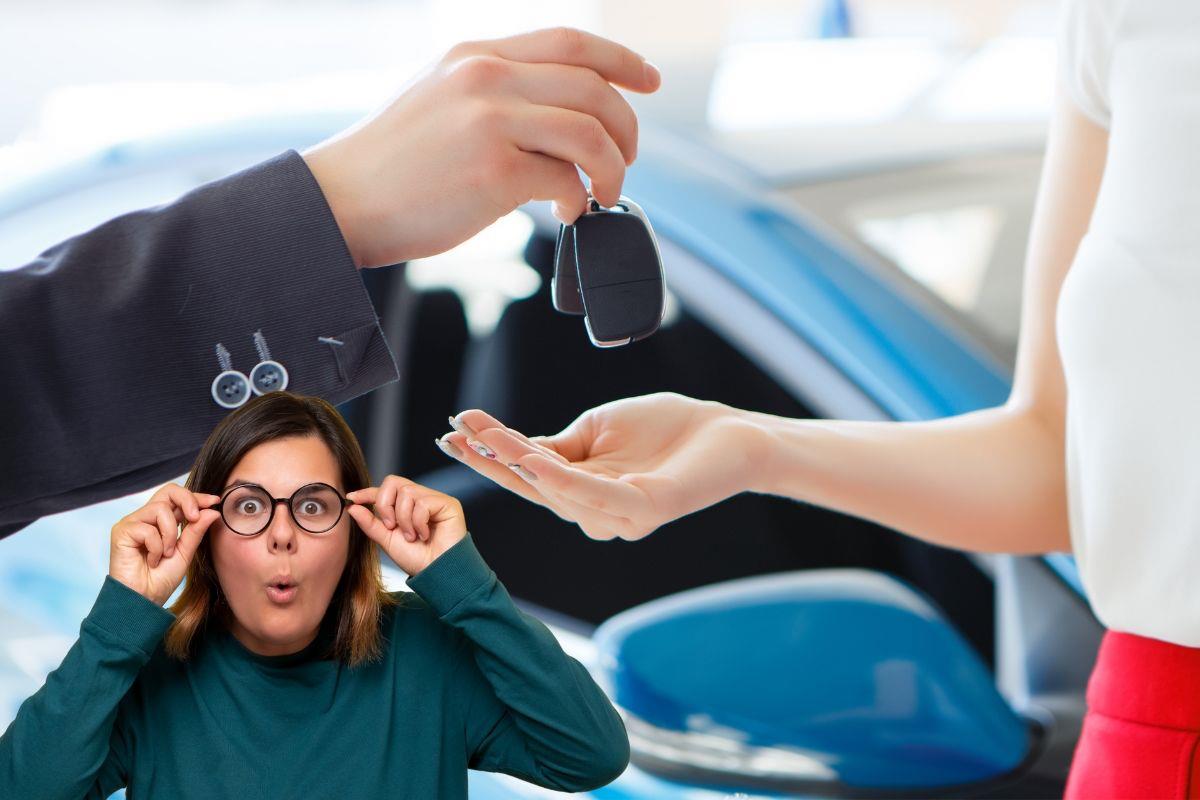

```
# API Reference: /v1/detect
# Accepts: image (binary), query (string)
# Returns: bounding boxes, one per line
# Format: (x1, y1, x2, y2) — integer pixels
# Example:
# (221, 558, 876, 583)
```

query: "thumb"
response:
(176, 508, 220, 563)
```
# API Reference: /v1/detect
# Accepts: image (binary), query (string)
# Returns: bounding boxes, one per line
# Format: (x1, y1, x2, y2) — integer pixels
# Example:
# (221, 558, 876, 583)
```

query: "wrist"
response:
(407, 531, 468, 578)
(91, 576, 176, 655)
(682, 399, 776, 500)
(299, 140, 371, 269)
(108, 570, 148, 604)
(721, 404, 787, 496)
(405, 533, 493, 616)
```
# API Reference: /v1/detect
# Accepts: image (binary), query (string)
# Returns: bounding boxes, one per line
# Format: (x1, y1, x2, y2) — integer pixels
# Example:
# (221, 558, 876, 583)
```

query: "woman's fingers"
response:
(445, 419, 633, 527)
(412, 499, 432, 542)
(130, 501, 176, 565)
(148, 482, 205, 524)
(472, 27, 659, 93)
(346, 486, 377, 505)
(436, 431, 575, 522)
(176, 509, 220, 563)
(441, 426, 644, 537)
(510, 450, 650, 519)
(153, 504, 178, 564)
(389, 477, 421, 542)
(347, 504, 390, 545)
(397, 487, 416, 542)
(349, 480, 429, 542)
(376, 480, 398, 530)
(130, 521, 164, 569)
(512, 455, 638, 541)
(510, 60, 640, 165)
(453, 410, 570, 465)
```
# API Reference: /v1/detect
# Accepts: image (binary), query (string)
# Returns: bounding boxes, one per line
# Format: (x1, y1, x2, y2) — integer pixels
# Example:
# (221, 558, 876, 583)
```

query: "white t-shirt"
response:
(1055, 0, 1200, 645)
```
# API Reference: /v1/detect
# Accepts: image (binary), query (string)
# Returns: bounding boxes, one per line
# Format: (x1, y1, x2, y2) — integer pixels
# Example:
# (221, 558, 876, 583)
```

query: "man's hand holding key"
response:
(301, 27, 661, 270)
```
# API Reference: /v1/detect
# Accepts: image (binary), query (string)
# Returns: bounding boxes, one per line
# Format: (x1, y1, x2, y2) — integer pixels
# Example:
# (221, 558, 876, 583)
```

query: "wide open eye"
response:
(291, 485, 342, 532)
(224, 486, 272, 534)
(237, 498, 263, 514)
(297, 498, 326, 516)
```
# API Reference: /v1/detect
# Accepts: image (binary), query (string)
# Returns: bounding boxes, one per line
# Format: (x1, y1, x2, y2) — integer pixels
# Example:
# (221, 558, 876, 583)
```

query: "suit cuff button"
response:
(249, 361, 289, 395)
(211, 370, 250, 409)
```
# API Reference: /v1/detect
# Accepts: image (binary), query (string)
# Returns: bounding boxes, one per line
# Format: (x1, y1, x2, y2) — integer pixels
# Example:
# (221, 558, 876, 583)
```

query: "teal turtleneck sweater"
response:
(0, 533, 629, 798)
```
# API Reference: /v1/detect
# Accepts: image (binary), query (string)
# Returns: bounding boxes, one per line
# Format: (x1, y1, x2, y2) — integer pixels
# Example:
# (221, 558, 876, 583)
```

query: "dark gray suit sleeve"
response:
(0, 149, 401, 541)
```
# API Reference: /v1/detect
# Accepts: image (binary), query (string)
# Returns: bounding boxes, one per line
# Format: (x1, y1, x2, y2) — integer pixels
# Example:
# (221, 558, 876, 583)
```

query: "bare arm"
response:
(741, 80, 1108, 555)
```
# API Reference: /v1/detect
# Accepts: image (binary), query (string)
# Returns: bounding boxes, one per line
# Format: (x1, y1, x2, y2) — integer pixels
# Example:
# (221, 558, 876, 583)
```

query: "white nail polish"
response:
(508, 463, 537, 481)
(448, 415, 478, 438)
(468, 440, 496, 459)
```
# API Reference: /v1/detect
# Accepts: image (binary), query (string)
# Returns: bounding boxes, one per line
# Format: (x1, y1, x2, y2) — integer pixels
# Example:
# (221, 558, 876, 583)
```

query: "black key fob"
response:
(551, 195, 665, 347)
(552, 222, 585, 316)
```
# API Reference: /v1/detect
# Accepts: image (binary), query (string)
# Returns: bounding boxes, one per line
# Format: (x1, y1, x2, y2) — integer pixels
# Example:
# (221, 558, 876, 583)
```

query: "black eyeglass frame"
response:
(215, 481, 352, 536)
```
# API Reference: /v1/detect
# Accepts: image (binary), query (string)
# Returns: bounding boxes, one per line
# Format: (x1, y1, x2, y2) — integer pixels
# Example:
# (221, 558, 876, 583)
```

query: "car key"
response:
(552, 221, 585, 316)
(551, 195, 666, 347)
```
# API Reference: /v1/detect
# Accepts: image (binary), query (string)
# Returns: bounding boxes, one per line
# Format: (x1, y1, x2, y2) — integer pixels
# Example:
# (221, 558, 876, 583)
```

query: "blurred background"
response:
(2, 2, 1095, 798)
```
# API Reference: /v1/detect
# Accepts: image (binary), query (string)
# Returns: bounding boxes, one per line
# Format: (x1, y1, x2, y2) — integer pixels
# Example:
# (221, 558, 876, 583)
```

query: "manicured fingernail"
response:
(508, 463, 537, 481)
(644, 60, 661, 84)
(448, 414, 478, 438)
(467, 440, 496, 459)
(435, 436, 463, 458)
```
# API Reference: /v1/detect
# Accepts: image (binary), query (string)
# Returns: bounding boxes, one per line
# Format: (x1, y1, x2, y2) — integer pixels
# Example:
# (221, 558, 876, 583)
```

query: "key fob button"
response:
(581, 279, 664, 345)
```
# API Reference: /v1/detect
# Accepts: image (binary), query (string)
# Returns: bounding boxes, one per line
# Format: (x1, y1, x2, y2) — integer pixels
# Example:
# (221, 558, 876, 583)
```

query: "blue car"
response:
(0, 110, 1098, 798)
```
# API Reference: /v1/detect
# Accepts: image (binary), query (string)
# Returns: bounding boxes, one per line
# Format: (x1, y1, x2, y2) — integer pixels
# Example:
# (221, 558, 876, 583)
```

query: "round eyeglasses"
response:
(216, 482, 352, 536)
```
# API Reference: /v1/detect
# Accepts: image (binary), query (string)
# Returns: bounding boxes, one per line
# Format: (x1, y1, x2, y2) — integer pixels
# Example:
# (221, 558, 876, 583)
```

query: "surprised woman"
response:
(0, 391, 630, 799)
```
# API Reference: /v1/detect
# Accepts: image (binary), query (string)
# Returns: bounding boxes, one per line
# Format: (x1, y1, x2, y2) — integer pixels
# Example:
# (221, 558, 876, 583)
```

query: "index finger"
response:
(149, 483, 203, 522)
(473, 27, 660, 93)
(346, 486, 379, 505)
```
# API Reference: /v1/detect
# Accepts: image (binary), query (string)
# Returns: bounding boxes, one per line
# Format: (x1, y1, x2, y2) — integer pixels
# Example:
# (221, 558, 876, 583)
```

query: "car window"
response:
(784, 151, 1043, 370)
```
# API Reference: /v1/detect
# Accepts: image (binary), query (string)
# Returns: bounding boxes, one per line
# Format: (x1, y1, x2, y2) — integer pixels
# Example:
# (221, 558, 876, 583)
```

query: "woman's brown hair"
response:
(165, 390, 398, 666)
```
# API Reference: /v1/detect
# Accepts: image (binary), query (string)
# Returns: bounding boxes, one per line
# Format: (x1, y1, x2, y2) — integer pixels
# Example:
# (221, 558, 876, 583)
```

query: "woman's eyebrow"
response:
(219, 479, 338, 494)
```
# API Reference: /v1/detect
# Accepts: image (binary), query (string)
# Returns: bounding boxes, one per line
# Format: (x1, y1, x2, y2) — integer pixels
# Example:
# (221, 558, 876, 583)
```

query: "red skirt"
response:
(1065, 630, 1200, 798)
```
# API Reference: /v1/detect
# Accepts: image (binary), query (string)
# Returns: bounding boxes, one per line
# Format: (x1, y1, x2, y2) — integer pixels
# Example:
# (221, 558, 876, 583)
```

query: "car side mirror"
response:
(592, 568, 1036, 795)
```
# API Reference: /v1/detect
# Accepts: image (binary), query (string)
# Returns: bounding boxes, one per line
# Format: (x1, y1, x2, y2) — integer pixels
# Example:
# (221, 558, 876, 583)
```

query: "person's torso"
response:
(116, 597, 472, 799)
(1055, 0, 1200, 644)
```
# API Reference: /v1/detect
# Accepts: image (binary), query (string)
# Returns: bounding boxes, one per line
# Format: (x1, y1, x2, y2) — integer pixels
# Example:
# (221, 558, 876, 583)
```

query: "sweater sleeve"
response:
(406, 533, 630, 792)
(0, 149, 400, 541)
(0, 575, 175, 799)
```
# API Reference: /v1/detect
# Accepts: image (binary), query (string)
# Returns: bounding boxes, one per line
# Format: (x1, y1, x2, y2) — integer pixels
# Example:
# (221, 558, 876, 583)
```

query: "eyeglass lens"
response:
(223, 484, 343, 535)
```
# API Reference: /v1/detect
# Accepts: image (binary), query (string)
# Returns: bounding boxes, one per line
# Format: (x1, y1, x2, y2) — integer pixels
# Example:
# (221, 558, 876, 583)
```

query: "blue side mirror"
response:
(593, 569, 1035, 794)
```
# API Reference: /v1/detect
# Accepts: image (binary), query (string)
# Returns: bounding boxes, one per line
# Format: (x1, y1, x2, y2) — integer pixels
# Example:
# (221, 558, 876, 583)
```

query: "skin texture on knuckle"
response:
(580, 116, 611, 159)
(442, 39, 478, 63)
(552, 26, 588, 58)
(451, 54, 511, 95)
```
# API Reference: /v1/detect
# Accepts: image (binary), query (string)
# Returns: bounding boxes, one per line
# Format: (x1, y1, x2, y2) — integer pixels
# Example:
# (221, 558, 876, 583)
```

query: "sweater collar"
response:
(216, 611, 337, 669)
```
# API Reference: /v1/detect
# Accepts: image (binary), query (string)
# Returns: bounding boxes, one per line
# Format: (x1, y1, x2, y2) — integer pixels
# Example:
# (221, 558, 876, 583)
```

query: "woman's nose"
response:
(266, 504, 298, 551)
